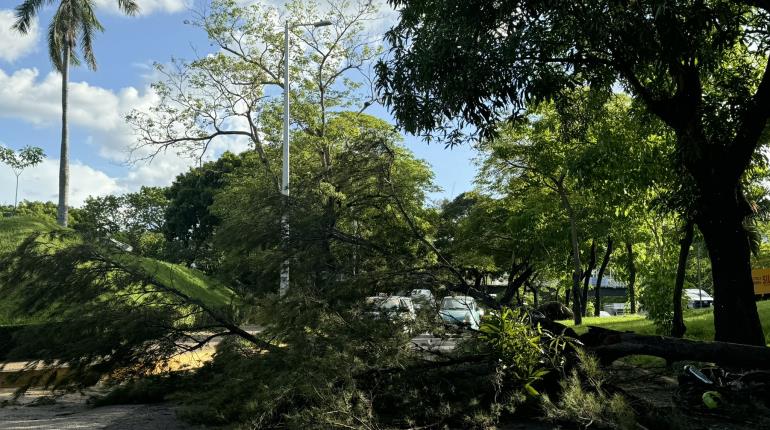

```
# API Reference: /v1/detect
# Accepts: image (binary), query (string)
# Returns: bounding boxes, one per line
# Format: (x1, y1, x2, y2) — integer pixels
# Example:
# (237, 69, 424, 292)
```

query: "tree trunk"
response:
(506, 250, 520, 302)
(581, 240, 597, 316)
(502, 265, 533, 306)
(13, 174, 20, 211)
(558, 185, 582, 326)
(696, 186, 765, 346)
(594, 237, 613, 317)
(582, 326, 770, 369)
(672, 219, 694, 338)
(565, 288, 570, 307)
(531, 280, 539, 307)
(626, 241, 636, 314)
(57, 44, 70, 227)
(473, 270, 483, 291)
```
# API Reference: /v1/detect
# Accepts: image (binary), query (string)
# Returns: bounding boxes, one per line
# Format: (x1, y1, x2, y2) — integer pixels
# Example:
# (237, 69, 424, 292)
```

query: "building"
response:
(588, 274, 626, 298)
(684, 288, 713, 309)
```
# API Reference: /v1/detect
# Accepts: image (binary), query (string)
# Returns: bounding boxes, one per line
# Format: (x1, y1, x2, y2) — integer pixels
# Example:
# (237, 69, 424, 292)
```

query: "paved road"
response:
(0, 390, 202, 430)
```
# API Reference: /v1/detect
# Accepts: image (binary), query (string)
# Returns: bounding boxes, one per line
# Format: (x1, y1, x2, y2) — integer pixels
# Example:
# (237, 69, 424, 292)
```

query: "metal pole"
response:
(279, 20, 290, 297)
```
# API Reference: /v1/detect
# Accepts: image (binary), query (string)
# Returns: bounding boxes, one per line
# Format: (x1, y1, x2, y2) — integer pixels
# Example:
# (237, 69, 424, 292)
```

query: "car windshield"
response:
(441, 297, 474, 310)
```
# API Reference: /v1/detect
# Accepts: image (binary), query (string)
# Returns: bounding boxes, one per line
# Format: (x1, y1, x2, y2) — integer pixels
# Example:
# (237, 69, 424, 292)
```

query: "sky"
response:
(0, 0, 477, 208)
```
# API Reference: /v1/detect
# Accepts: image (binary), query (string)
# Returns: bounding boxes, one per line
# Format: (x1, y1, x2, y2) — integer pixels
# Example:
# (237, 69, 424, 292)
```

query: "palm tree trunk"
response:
(57, 44, 70, 227)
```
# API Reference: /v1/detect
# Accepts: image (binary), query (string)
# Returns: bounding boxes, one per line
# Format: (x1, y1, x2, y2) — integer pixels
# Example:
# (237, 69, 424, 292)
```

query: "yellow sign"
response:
(752, 269, 770, 295)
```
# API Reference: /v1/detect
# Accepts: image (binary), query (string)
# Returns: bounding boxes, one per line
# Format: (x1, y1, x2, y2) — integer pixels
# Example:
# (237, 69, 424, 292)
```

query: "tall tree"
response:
(478, 94, 610, 325)
(0, 146, 45, 210)
(12, 0, 139, 227)
(378, 0, 770, 345)
(127, 0, 380, 289)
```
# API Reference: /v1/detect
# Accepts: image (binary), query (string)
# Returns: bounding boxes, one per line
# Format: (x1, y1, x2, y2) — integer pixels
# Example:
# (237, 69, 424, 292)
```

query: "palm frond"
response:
(117, 0, 140, 16)
(47, 14, 65, 72)
(78, 0, 104, 70)
(20, 0, 136, 72)
(12, 0, 52, 34)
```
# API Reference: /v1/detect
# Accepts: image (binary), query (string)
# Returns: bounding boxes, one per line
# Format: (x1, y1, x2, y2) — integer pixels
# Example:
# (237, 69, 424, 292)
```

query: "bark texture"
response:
(696, 187, 765, 345)
(582, 326, 770, 369)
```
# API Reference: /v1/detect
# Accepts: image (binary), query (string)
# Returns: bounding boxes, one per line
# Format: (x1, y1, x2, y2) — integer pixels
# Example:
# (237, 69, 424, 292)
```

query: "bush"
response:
(542, 350, 636, 429)
(639, 268, 687, 334)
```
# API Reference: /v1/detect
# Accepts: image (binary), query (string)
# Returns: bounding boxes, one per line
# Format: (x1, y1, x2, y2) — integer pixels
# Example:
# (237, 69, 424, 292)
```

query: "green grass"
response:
(558, 300, 770, 345)
(130, 257, 237, 307)
(0, 215, 59, 254)
(0, 216, 61, 324)
(0, 215, 236, 325)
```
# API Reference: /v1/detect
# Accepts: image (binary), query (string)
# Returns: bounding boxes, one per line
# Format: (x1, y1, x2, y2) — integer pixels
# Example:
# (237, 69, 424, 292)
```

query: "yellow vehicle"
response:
(751, 268, 770, 296)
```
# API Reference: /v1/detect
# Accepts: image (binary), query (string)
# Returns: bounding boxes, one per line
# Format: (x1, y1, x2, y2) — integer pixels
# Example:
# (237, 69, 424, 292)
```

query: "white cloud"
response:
(0, 158, 121, 207)
(0, 68, 140, 131)
(0, 10, 39, 62)
(95, 0, 190, 15)
(0, 66, 251, 206)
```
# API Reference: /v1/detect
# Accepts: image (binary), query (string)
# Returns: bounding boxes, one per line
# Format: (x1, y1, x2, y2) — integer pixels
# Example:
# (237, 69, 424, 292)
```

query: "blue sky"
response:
(0, 0, 477, 207)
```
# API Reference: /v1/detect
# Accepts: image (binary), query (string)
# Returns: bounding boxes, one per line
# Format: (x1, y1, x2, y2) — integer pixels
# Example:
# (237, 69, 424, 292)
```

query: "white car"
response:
(365, 296, 417, 322)
(439, 296, 482, 330)
(409, 289, 436, 310)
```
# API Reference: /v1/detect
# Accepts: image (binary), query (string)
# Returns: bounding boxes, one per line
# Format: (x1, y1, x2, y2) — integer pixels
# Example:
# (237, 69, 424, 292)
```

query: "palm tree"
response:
(12, 0, 139, 226)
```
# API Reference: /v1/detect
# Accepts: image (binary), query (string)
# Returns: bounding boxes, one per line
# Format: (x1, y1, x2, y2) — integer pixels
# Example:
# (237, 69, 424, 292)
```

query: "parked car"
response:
(439, 296, 482, 330)
(409, 289, 436, 310)
(365, 296, 417, 322)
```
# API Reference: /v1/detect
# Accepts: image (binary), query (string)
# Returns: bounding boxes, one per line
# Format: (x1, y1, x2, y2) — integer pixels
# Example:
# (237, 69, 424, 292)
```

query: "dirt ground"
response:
(607, 361, 770, 430)
(0, 389, 204, 430)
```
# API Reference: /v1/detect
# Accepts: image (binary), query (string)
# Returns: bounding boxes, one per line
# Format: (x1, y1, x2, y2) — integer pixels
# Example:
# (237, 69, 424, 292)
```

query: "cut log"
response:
(581, 326, 770, 369)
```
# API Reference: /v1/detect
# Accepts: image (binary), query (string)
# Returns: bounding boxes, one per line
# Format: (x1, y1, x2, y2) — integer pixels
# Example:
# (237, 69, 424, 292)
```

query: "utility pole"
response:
(279, 19, 333, 297)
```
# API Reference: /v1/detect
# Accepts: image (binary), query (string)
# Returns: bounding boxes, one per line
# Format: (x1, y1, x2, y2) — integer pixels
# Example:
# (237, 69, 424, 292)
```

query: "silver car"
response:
(409, 289, 436, 310)
(439, 296, 482, 330)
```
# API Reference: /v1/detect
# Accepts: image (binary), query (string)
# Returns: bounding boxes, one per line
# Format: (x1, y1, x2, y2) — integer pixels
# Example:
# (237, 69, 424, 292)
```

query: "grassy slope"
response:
(0, 215, 60, 254)
(123, 256, 237, 308)
(0, 215, 235, 325)
(0, 216, 60, 324)
(558, 300, 770, 346)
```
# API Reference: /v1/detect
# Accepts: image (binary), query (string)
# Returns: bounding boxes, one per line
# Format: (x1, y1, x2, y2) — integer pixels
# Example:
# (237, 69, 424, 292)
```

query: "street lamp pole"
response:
(280, 20, 291, 297)
(279, 19, 333, 297)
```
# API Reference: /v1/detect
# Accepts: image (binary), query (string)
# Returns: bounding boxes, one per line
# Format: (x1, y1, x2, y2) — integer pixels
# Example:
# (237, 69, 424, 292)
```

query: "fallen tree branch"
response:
(581, 326, 770, 369)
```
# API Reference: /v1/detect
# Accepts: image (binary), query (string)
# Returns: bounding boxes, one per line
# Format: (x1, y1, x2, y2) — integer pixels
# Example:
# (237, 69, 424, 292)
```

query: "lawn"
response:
(0, 215, 236, 325)
(558, 300, 770, 346)
(0, 215, 60, 254)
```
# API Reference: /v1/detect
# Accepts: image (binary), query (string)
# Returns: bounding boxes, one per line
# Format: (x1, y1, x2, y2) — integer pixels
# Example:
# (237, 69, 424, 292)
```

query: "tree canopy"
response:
(378, 0, 770, 345)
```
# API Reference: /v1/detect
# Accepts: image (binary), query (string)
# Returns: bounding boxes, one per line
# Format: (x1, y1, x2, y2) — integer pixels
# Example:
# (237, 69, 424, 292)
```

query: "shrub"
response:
(542, 350, 636, 429)
(639, 268, 686, 334)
